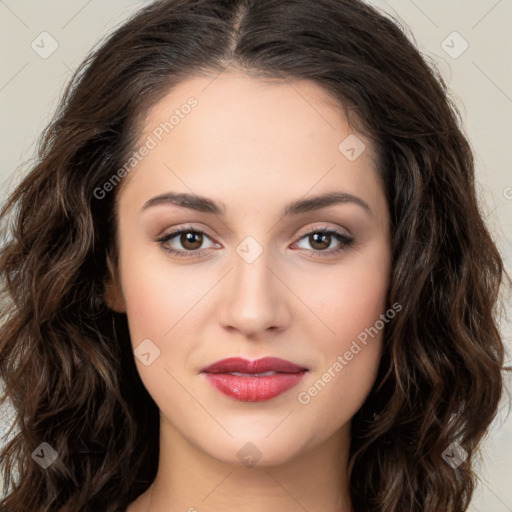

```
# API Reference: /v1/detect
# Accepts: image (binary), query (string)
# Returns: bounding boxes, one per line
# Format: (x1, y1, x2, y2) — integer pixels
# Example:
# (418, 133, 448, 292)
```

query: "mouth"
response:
(200, 357, 309, 402)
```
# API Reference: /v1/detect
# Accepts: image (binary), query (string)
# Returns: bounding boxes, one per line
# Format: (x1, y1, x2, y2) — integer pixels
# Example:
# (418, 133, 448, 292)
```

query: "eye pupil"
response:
(181, 231, 203, 250)
(310, 233, 330, 250)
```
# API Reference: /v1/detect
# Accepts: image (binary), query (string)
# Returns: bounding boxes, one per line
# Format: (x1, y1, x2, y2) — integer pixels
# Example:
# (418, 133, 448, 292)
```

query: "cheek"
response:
(119, 251, 203, 408)
(296, 337, 383, 445)
(299, 240, 391, 351)
(294, 242, 390, 418)
(295, 294, 387, 443)
(118, 244, 206, 344)
(322, 272, 388, 338)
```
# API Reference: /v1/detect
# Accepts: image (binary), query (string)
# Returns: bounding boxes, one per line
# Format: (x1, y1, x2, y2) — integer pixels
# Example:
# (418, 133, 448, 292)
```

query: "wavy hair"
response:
(0, 0, 509, 510)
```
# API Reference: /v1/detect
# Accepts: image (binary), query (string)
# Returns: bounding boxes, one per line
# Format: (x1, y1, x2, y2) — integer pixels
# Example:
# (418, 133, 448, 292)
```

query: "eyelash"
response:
(156, 225, 354, 259)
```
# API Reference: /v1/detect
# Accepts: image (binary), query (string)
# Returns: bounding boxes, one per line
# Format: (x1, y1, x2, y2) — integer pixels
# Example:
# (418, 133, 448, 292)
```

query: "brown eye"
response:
(157, 228, 216, 258)
(179, 231, 203, 250)
(308, 232, 331, 251)
(293, 228, 354, 256)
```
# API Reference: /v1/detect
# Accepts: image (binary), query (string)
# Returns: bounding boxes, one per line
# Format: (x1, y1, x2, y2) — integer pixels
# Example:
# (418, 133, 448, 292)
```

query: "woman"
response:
(0, 0, 509, 511)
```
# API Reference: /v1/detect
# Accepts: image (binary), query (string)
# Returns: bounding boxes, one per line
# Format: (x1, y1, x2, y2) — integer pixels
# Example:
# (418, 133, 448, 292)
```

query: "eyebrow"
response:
(141, 190, 372, 217)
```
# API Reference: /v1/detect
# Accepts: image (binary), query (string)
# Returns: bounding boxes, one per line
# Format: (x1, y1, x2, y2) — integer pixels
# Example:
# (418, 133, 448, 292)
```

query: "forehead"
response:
(118, 70, 383, 216)
(135, 69, 378, 164)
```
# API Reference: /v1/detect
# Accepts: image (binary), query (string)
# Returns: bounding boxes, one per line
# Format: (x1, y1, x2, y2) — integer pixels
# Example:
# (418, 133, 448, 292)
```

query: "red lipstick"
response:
(200, 357, 308, 402)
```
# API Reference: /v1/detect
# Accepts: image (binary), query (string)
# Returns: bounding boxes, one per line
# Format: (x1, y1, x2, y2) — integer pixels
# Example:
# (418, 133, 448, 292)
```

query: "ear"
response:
(104, 251, 126, 313)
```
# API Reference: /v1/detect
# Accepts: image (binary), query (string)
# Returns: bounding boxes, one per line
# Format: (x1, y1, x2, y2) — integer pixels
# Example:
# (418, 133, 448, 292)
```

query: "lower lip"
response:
(202, 371, 307, 402)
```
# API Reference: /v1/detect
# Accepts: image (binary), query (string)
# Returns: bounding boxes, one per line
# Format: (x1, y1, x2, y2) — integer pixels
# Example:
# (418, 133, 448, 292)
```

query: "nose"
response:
(217, 247, 290, 338)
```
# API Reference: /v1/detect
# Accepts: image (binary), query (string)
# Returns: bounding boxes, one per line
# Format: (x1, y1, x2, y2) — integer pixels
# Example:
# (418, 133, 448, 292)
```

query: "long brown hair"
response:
(1, 0, 509, 510)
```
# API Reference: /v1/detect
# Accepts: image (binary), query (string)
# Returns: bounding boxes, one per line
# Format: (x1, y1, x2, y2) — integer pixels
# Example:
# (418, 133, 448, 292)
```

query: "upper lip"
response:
(200, 357, 308, 374)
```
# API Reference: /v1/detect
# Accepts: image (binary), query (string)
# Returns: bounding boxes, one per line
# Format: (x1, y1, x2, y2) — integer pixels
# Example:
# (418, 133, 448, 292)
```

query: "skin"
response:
(107, 69, 392, 512)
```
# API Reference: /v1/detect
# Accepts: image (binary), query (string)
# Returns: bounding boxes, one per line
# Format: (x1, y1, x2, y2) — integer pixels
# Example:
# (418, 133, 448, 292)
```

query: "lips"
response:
(200, 357, 308, 402)
(200, 356, 307, 374)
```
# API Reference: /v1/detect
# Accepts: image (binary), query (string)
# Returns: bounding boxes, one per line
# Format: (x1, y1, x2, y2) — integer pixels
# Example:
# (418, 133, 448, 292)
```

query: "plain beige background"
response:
(0, 0, 511, 510)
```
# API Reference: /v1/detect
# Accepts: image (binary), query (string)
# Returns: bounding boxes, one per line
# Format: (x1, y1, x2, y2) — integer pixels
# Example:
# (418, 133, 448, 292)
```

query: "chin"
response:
(203, 433, 308, 468)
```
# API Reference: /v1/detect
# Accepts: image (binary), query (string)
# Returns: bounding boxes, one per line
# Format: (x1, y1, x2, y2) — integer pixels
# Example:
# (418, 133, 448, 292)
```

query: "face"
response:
(107, 70, 392, 466)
